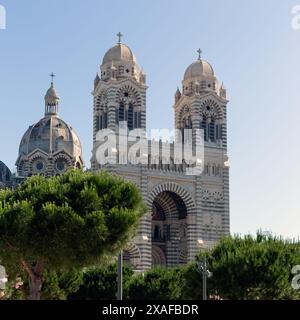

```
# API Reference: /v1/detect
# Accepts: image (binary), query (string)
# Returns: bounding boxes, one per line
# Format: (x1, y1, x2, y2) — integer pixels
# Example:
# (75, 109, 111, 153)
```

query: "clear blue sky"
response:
(0, 0, 299, 239)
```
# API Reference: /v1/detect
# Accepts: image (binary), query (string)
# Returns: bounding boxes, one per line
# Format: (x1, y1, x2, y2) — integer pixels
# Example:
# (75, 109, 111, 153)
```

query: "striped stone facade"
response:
(91, 39, 230, 271)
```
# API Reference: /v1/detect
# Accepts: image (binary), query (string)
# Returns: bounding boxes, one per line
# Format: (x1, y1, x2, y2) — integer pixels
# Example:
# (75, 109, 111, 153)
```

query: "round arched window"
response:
(76, 162, 81, 169)
(36, 162, 44, 171)
(34, 160, 45, 172)
(56, 160, 66, 172)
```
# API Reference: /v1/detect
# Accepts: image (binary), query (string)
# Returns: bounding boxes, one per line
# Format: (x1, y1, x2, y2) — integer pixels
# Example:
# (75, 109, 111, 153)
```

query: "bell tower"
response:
(91, 33, 147, 170)
(174, 49, 227, 145)
(173, 49, 230, 245)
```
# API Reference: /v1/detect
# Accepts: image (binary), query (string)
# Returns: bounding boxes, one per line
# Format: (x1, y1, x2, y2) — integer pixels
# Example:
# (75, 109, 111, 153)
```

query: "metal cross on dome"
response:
(50, 72, 56, 84)
(117, 32, 123, 44)
(197, 48, 202, 60)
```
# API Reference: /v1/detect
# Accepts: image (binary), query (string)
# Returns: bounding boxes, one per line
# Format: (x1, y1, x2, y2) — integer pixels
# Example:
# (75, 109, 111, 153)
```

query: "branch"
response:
(20, 259, 34, 279)
(33, 260, 44, 277)
(3, 238, 35, 279)
(4, 238, 18, 251)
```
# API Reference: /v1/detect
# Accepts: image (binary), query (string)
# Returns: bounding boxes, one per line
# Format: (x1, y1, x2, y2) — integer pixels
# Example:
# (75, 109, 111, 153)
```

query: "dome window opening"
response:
(56, 161, 65, 172)
(36, 162, 44, 171)
(76, 162, 81, 169)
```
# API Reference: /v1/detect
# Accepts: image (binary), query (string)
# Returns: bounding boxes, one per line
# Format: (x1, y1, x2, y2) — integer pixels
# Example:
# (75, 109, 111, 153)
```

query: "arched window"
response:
(216, 124, 222, 140)
(118, 103, 125, 122)
(184, 116, 192, 129)
(128, 103, 134, 130)
(100, 114, 103, 129)
(201, 116, 208, 141)
(96, 115, 100, 131)
(154, 225, 161, 240)
(103, 112, 108, 128)
(212, 165, 215, 175)
(209, 117, 216, 141)
(134, 111, 138, 128)
(205, 164, 209, 175)
(181, 114, 192, 142)
(134, 111, 142, 128)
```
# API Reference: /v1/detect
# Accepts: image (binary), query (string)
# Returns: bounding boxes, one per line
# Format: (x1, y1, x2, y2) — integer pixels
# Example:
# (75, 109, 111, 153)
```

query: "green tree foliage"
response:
(4, 270, 83, 300)
(41, 270, 84, 300)
(181, 262, 208, 300)
(126, 267, 184, 300)
(0, 170, 145, 300)
(184, 233, 300, 300)
(68, 266, 183, 300)
(69, 263, 133, 300)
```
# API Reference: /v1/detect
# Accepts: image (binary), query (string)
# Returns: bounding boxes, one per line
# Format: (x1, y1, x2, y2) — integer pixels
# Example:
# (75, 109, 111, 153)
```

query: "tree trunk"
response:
(21, 259, 44, 300)
(28, 274, 43, 300)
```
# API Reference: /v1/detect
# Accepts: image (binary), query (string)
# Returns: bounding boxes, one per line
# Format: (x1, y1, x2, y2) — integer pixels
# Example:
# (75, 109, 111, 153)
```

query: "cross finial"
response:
(50, 72, 56, 85)
(117, 32, 123, 44)
(197, 48, 202, 60)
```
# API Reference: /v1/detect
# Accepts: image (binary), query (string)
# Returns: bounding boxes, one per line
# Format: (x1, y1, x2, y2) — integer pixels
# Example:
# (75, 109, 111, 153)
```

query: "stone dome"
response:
(16, 80, 84, 179)
(98, 34, 143, 83)
(18, 116, 82, 159)
(0, 161, 11, 188)
(102, 43, 137, 65)
(184, 59, 214, 80)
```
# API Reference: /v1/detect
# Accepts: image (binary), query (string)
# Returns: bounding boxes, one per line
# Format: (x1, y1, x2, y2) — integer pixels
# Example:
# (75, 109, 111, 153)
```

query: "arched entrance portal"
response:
(151, 191, 188, 266)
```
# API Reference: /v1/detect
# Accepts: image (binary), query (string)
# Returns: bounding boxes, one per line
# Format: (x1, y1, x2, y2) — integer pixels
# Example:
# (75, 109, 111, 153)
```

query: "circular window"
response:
(36, 162, 44, 171)
(56, 161, 65, 172)
(206, 106, 210, 111)
(124, 92, 129, 97)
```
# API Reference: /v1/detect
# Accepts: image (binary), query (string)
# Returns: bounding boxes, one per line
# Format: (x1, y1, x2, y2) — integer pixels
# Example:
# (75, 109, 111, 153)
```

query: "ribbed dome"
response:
(102, 43, 137, 65)
(18, 116, 82, 158)
(184, 59, 214, 80)
(0, 161, 11, 187)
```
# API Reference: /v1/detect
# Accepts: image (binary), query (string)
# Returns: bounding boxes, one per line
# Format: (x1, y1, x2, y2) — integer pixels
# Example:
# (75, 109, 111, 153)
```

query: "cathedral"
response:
(0, 34, 230, 272)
